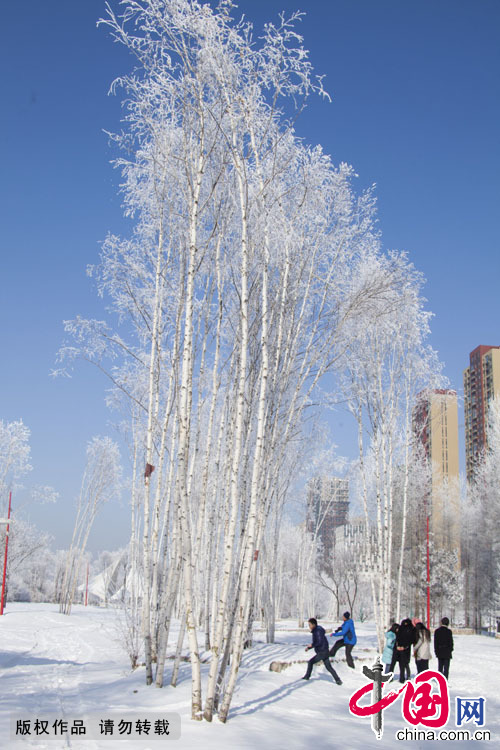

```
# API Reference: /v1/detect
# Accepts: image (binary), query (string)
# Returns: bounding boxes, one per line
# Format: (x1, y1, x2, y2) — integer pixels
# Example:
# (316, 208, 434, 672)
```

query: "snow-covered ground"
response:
(1, 604, 499, 749)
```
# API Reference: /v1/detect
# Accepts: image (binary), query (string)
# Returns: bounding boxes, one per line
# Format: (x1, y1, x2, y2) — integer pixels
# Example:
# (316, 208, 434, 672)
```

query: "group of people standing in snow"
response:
(382, 616, 454, 682)
(302, 612, 453, 685)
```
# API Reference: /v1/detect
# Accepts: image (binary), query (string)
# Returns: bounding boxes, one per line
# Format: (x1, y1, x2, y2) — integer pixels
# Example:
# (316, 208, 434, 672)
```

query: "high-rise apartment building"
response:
(413, 389, 460, 556)
(306, 476, 349, 562)
(464, 345, 500, 480)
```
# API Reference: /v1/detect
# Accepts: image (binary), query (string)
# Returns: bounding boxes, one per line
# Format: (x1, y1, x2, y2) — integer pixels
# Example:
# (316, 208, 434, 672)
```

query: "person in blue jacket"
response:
(329, 611, 357, 668)
(382, 622, 399, 673)
(302, 618, 342, 684)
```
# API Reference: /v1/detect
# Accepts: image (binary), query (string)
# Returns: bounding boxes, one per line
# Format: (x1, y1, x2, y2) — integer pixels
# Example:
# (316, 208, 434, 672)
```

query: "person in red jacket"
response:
(302, 618, 342, 684)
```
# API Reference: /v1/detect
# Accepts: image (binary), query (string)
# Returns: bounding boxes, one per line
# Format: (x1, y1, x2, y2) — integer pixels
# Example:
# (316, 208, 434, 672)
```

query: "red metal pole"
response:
(85, 562, 89, 606)
(426, 515, 431, 630)
(1, 492, 13, 616)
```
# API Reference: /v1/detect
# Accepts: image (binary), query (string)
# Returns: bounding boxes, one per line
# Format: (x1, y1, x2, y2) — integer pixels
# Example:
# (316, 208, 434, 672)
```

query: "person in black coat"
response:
(434, 617, 454, 679)
(302, 618, 342, 684)
(395, 618, 416, 683)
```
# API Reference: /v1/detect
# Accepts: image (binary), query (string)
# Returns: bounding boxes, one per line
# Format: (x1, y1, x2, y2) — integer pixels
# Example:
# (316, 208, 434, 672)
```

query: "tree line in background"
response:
(1, 398, 500, 702)
(1, 0, 499, 726)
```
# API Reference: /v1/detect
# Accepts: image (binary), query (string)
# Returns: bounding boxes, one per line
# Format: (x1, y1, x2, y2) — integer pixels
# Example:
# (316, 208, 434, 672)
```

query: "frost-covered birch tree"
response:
(59, 437, 121, 615)
(338, 253, 443, 647)
(464, 396, 500, 629)
(54, 0, 446, 724)
(0, 419, 32, 502)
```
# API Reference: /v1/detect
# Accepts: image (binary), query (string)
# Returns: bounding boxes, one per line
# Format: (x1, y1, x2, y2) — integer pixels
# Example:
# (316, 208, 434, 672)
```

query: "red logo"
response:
(349, 667, 449, 739)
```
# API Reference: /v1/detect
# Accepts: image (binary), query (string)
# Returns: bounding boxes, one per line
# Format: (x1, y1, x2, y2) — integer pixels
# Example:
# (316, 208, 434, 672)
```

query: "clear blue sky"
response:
(1, 0, 499, 552)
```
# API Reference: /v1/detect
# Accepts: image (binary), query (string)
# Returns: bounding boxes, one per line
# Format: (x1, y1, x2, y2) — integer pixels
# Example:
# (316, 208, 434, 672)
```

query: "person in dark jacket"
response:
(329, 611, 357, 668)
(302, 618, 342, 684)
(395, 618, 416, 683)
(434, 617, 454, 679)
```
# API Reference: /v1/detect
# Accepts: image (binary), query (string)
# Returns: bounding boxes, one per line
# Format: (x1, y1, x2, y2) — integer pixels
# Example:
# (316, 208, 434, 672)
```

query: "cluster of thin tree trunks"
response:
(57, 0, 448, 723)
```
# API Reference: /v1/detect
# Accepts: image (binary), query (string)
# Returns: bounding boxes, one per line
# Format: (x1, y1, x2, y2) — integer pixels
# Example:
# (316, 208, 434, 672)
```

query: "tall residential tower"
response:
(306, 476, 349, 564)
(413, 389, 460, 556)
(464, 345, 500, 481)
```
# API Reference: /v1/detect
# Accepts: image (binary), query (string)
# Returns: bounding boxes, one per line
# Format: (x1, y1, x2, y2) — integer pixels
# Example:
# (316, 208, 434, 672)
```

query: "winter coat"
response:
(310, 624, 330, 654)
(382, 631, 396, 665)
(395, 621, 415, 652)
(332, 618, 357, 646)
(414, 631, 432, 661)
(434, 625, 453, 660)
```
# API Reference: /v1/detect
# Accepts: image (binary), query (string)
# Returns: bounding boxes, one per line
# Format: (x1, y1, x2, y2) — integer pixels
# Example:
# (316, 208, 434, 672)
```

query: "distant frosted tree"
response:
(390, 443, 431, 617)
(317, 544, 360, 621)
(464, 396, 500, 629)
(338, 253, 444, 647)
(0, 419, 32, 503)
(59, 437, 121, 615)
(0, 518, 53, 603)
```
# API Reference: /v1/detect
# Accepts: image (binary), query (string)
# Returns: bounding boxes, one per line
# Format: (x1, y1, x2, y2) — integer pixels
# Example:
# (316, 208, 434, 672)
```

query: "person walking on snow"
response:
(302, 618, 342, 684)
(329, 611, 357, 669)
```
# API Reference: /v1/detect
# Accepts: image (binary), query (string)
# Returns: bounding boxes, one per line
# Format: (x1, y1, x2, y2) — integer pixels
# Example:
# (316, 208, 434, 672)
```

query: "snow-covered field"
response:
(1, 604, 499, 749)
